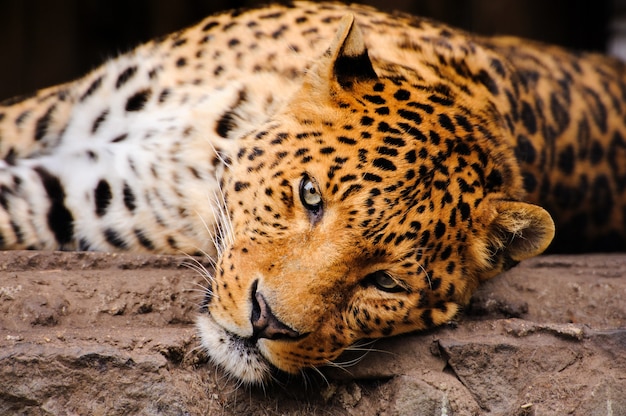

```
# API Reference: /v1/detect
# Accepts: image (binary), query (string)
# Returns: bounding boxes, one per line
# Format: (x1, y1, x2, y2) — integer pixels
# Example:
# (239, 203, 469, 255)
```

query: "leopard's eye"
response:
(363, 271, 405, 293)
(299, 176, 322, 211)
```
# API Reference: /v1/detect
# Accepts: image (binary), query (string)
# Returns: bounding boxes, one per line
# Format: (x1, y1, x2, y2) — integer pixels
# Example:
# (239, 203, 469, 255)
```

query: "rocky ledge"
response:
(1, 251, 624, 415)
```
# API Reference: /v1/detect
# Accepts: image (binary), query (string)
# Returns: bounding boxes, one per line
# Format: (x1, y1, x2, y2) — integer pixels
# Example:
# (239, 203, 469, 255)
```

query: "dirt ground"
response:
(1, 251, 625, 415)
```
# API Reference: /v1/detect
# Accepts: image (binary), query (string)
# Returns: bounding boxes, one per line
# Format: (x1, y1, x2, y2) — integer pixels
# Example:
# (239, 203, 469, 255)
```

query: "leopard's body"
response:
(1, 2, 625, 383)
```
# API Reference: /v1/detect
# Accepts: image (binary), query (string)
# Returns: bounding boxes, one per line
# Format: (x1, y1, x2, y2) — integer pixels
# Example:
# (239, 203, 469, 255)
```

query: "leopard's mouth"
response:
(196, 312, 274, 384)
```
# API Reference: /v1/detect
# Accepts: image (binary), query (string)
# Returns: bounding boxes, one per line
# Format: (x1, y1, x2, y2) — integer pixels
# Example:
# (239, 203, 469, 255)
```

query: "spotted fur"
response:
(1, 2, 624, 383)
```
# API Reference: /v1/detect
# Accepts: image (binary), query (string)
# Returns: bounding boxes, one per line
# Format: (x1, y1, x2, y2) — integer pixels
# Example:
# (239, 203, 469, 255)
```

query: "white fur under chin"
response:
(196, 313, 271, 384)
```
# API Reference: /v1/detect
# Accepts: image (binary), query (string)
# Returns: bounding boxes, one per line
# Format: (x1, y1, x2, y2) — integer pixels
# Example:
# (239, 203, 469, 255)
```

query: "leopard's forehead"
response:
(227, 76, 516, 221)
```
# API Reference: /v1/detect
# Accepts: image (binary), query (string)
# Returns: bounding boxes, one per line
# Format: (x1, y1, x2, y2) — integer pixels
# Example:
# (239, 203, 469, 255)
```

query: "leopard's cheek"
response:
(257, 292, 464, 374)
(344, 294, 462, 339)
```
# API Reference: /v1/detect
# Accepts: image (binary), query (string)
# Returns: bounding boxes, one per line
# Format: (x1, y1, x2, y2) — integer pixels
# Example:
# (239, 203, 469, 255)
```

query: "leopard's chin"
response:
(196, 313, 273, 384)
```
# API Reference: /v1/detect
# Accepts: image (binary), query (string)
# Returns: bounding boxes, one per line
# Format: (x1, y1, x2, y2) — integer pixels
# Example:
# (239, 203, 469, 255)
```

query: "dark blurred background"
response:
(0, 0, 620, 100)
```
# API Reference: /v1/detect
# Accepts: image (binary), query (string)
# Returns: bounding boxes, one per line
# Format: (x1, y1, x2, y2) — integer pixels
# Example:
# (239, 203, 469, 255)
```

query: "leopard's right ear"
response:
(475, 200, 555, 281)
(323, 14, 378, 88)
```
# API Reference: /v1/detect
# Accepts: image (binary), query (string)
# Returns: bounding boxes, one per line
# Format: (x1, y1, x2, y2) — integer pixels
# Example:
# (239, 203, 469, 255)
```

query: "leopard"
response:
(1, 1, 625, 384)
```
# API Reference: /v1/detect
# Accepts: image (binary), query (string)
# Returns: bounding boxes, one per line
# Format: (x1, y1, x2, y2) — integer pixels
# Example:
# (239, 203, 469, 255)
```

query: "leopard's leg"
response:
(0, 80, 254, 253)
(0, 161, 62, 250)
(0, 130, 228, 253)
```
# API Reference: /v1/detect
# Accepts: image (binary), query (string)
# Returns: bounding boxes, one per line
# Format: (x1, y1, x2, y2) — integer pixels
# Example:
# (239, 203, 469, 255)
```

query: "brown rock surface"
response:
(1, 251, 624, 415)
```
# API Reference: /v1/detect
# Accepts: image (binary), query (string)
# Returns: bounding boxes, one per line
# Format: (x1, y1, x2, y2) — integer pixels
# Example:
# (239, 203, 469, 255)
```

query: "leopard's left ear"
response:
(325, 14, 378, 88)
(477, 200, 555, 280)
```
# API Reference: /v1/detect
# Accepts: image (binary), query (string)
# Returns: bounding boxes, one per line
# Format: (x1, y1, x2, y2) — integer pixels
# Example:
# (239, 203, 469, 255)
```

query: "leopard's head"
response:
(197, 15, 554, 383)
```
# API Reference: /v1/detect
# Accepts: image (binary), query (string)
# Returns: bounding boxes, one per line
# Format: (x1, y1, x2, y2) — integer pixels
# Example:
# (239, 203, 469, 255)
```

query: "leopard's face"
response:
(197, 15, 554, 383)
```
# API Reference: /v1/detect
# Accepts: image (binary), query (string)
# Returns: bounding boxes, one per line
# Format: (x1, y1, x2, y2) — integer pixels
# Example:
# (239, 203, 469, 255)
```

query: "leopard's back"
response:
(473, 36, 626, 251)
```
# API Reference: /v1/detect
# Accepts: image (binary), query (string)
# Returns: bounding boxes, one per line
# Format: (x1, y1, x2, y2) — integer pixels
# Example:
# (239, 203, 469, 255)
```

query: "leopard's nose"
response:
(250, 281, 301, 340)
